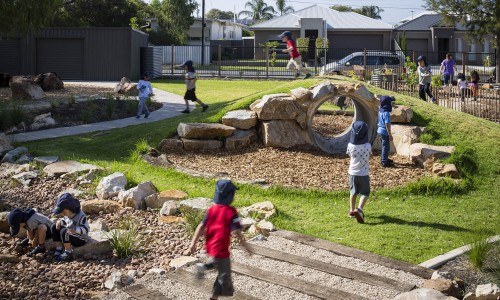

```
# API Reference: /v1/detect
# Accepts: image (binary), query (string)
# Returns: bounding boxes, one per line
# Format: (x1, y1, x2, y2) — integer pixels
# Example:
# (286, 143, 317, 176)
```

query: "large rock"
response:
(393, 288, 459, 300)
(0, 146, 29, 164)
(476, 283, 500, 300)
(33, 156, 59, 166)
(240, 217, 256, 230)
(114, 77, 138, 96)
(104, 272, 134, 290)
(290, 87, 312, 104)
(250, 94, 301, 120)
(179, 197, 212, 212)
(0, 163, 32, 178)
(0, 212, 10, 233)
(222, 110, 258, 129)
(159, 201, 180, 216)
(157, 138, 184, 153)
(118, 181, 157, 209)
(46, 230, 113, 258)
(89, 219, 110, 232)
(0, 133, 13, 158)
(81, 200, 122, 215)
(177, 123, 236, 139)
(422, 279, 462, 299)
(12, 171, 39, 187)
(30, 112, 57, 130)
(9, 76, 46, 100)
(261, 120, 308, 148)
(169, 256, 199, 269)
(240, 201, 276, 220)
(391, 105, 414, 123)
(225, 129, 257, 150)
(96, 172, 127, 199)
(373, 125, 426, 156)
(34, 73, 64, 91)
(409, 143, 455, 167)
(432, 163, 460, 179)
(181, 139, 222, 151)
(43, 160, 102, 177)
(145, 189, 188, 209)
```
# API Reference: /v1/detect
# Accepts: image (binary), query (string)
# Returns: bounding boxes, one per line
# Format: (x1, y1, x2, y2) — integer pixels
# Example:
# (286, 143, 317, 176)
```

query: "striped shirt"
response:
(61, 210, 90, 239)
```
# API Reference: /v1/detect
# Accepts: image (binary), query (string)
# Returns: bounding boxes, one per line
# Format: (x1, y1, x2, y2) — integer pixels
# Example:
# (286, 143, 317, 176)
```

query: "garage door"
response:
(330, 34, 384, 50)
(0, 39, 21, 75)
(36, 39, 84, 79)
(406, 39, 428, 53)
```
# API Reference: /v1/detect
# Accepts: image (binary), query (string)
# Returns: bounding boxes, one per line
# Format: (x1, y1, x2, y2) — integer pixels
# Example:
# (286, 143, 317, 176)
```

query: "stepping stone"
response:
(222, 110, 257, 129)
(43, 160, 102, 177)
(177, 123, 235, 139)
(34, 156, 59, 165)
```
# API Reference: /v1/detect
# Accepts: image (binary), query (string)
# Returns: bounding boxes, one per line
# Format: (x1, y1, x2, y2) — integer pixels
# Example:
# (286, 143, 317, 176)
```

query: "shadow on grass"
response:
(365, 214, 470, 232)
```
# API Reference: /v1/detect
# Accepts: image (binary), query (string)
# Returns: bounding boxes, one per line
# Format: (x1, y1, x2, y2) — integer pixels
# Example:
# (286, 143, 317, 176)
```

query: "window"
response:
(468, 43, 476, 61)
(455, 38, 463, 60)
(385, 57, 400, 65)
(229, 31, 235, 39)
(366, 56, 381, 65)
(346, 56, 363, 65)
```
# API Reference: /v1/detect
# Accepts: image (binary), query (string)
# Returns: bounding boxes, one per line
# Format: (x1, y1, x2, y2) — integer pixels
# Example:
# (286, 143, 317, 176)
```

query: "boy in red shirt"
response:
(279, 31, 311, 79)
(184, 179, 252, 300)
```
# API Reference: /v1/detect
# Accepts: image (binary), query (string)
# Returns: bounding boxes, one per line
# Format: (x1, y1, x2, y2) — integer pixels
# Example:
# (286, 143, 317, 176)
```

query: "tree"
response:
(275, 0, 294, 16)
(424, 0, 498, 83)
(147, 0, 198, 45)
(238, 0, 275, 21)
(206, 9, 234, 20)
(330, 5, 353, 12)
(330, 5, 384, 20)
(0, 0, 64, 34)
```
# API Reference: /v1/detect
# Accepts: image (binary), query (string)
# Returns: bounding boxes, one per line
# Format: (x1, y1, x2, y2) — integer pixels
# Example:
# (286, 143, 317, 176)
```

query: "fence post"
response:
(218, 45, 222, 78)
(170, 45, 174, 76)
(266, 47, 269, 79)
(363, 48, 367, 79)
(314, 48, 318, 75)
(412, 50, 415, 63)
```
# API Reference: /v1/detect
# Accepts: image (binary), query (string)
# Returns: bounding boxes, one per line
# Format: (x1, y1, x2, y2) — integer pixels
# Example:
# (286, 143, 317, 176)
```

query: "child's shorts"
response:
(206, 257, 234, 297)
(349, 175, 370, 196)
(184, 88, 198, 101)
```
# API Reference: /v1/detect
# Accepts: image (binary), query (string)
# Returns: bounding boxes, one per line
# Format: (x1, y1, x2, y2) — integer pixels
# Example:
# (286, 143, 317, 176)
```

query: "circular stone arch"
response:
(306, 82, 379, 154)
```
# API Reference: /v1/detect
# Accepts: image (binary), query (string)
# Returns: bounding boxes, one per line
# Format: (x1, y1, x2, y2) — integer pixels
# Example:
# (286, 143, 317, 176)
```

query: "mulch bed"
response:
(311, 113, 354, 137)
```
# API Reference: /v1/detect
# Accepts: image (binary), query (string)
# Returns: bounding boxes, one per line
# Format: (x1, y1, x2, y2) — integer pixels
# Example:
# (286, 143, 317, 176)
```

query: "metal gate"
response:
(0, 38, 21, 75)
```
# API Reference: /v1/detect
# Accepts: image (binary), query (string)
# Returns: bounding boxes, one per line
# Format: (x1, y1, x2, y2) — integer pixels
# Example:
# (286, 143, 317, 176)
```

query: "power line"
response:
(286, 0, 426, 10)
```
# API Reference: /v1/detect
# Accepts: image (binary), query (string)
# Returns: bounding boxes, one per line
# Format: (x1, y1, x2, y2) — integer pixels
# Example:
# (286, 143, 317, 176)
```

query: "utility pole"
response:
(201, 0, 205, 65)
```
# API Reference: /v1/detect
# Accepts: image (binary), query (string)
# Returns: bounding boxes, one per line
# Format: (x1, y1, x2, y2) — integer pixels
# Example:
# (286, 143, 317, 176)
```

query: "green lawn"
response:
(22, 77, 500, 264)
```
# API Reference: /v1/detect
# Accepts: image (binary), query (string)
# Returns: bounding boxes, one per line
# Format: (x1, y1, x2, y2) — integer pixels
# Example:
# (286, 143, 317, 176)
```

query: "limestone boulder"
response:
(104, 272, 134, 290)
(391, 105, 414, 123)
(158, 138, 184, 153)
(34, 73, 64, 91)
(422, 279, 462, 299)
(177, 123, 236, 139)
(182, 139, 222, 151)
(225, 129, 257, 150)
(46, 230, 113, 258)
(393, 288, 459, 300)
(296, 112, 307, 130)
(409, 143, 455, 167)
(30, 112, 57, 130)
(43, 160, 102, 177)
(250, 94, 301, 120)
(256, 220, 275, 235)
(261, 120, 308, 148)
(311, 82, 336, 102)
(240, 217, 256, 230)
(114, 77, 138, 96)
(0, 133, 13, 158)
(145, 189, 188, 209)
(0, 146, 29, 164)
(169, 256, 199, 269)
(96, 172, 127, 199)
(179, 197, 212, 212)
(159, 201, 180, 216)
(431, 271, 455, 281)
(33, 156, 59, 166)
(118, 181, 157, 209)
(9, 76, 46, 100)
(240, 201, 276, 220)
(81, 200, 122, 215)
(476, 283, 500, 300)
(290, 87, 312, 104)
(12, 171, 39, 187)
(432, 163, 460, 179)
(89, 219, 110, 232)
(0, 163, 32, 179)
(222, 110, 257, 129)
(373, 125, 426, 156)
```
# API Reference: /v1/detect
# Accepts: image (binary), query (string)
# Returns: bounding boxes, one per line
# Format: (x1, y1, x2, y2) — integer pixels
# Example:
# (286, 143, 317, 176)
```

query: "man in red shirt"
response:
(279, 31, 311, 79)
(184, 180, 252, 300)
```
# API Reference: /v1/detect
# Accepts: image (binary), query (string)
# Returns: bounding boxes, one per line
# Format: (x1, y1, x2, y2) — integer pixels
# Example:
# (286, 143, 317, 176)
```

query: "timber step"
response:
(272, 230, 434, 279)
(123, 284, 171, 300)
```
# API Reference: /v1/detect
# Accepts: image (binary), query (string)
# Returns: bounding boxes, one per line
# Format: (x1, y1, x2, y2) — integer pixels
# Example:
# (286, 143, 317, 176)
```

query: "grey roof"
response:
(395, 14, 468, 31)
(249, 5, 392, 31)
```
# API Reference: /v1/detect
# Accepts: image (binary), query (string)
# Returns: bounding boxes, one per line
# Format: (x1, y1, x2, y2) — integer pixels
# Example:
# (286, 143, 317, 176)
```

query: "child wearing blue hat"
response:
(50, 193, 90, 262)
(377, 96, 395, 168)
(184, 179, 252, 300)
(179, 60, 209, 114)
(346, 121, 372, 223)
(136, 72, 154, 119)
(8, 208, 53, 256)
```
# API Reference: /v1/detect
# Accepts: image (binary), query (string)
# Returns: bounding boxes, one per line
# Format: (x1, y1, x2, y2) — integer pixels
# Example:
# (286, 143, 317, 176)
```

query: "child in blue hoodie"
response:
(50, 193, 90, 262)
(346, 121, 372, 224)
(136, 72, 154, 119)
(377, 96, 395, 168)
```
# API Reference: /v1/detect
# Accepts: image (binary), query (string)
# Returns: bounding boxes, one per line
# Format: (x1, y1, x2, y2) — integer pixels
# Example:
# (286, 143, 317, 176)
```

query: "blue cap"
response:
(278, 31, 292, 38)
(143, 71, 152, 78)
(179, 60, 193, 68)
(53, 193, 81, 214)
(8, 208, 35, 236)
(349, 121, 369, 145)
(213, 179, 239, 205)
(379, 95, 395, 113)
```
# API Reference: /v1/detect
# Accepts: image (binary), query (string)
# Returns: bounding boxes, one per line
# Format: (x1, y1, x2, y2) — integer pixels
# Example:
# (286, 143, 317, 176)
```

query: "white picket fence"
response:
(158, 46, 211, 65)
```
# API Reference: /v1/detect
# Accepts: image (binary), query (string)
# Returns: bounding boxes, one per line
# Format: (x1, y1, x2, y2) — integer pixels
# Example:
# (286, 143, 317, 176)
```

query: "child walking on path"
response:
(279, 31, 312, 79)
(346, 121, 372, 224)
(417, 55, 437, 103)
(8, 208, 53, 257)
(50, 193, 89, 262)
(184, 179, 252, 300)
(377, 96, 395, 168)
(179, 60, 209, 114)
(136, 72, 154, 119)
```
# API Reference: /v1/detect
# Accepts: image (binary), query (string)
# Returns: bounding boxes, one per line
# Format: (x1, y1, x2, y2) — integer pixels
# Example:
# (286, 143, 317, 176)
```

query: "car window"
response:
(346, 56, 363, 65)
(385, 56, 400, 65)
(366, 56, 381, 65)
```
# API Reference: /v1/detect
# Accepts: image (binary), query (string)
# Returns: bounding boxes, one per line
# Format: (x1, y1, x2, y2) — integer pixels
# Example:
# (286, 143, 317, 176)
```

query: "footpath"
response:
(10, 81, 194, 143)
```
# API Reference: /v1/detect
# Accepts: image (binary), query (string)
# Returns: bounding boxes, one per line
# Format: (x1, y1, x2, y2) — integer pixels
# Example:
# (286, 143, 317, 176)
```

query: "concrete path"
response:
(9, 81, 195, 143)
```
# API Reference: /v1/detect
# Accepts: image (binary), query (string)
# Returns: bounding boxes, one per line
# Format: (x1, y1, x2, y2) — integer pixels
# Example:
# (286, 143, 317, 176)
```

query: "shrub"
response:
(0, 103, 28, 131)
(50, 99, 59, 109)
(468, 236, 493, 270)
(80, 109, 94, 124)
(180, 206, 204, 236)
(107, 217, 146, 258)
(432, 75, 443, 87)
(448, 147, 478, 178)
(67, 95, 76, 107)
(404, 56, 419, 85)
(105, 98, 116, 119)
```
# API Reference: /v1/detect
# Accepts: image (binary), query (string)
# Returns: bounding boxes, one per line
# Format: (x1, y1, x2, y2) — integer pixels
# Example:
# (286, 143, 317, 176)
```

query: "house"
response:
(249, 5, 393, 59)
(187, 18, 247, 45)
(393, 13, 493, 64)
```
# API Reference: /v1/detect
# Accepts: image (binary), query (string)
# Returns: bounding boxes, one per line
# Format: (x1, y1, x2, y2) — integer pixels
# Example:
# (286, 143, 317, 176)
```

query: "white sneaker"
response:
(195, 263, 207, 280)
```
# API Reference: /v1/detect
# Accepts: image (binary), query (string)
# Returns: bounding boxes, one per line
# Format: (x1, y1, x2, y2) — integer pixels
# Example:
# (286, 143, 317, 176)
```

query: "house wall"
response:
(187, 20, 211, 45)
(210, 22, 243, 40)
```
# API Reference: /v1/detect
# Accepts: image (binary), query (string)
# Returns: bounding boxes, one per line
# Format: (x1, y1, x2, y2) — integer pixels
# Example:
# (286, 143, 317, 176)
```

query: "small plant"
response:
(404, 56, 419, 85)
(0, 103, 27, 131)
(67, 95, 76, 107)
(105, 98, 116, 119)
(107, 217, 146, 258)
(483, 55, 491, 67)
(80, 109, 94, 124)
(180, 206, 205, 236)
(259, 41, 279, 67)
(347, 70, 358, 80)
(50, 99, 59, 109)
(130, 138, 151, 162)
(468, 236, 493, 270)
(432, 75, 443, 87)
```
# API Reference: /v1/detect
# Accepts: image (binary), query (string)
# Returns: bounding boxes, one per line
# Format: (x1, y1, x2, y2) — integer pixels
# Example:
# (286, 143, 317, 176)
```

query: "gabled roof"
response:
(395, 14, 468, 31)
(249, 5, 392, 31)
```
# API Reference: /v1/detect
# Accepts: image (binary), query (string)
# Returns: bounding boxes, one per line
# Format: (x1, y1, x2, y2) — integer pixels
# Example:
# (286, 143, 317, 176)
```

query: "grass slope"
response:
(22, 77, 500, 264)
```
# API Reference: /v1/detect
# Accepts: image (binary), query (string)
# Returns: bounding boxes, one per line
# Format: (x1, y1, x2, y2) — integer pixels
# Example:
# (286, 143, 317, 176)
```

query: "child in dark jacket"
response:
(377, 96, 395, 167)
(8, 208, 53, 257)
(184, 179, 252, 300)
(51, 193, 90, 262)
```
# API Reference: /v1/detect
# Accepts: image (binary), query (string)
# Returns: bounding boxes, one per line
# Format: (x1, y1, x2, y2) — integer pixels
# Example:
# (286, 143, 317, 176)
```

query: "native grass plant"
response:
(105, 97, 116, 119)
(107, 217, 147, 258)
(403, 176, 471, 196)
(180, 206, 205, 237)
(468, 235, 494, 270)
(0, 102, 27, 131)
(129, 138, 151, 162)
(67, 95, 76, 107)
(50, 99, 59, 110)
(259, 41, 280, 67)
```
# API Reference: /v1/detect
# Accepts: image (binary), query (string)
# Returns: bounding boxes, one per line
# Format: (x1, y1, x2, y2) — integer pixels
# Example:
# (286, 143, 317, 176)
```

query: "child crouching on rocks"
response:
(347, 121, 372, 224)
(8, 208, 53, 257)
(184, 179, 252, 300)
(51, 193, 89, 262)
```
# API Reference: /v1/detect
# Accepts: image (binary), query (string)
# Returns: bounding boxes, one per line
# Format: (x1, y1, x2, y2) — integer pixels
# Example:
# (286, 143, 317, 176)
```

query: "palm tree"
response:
(355, 5, 384, 20)
(238, 0, 275, 21)
(275, 0, 294, 16)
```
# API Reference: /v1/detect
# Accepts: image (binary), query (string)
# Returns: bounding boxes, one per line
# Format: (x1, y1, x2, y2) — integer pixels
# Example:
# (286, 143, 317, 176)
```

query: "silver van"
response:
(321, 51, 405, 75)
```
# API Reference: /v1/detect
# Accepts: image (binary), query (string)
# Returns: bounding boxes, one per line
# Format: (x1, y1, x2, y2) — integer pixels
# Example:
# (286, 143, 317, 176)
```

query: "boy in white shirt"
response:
(346, 121, 372, 224)
(136, 72, 154, 119)
(179, 60, 208, 113)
